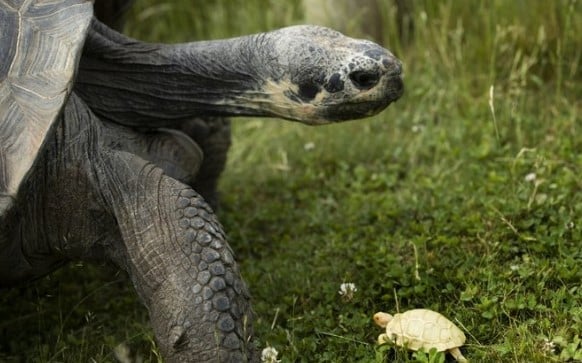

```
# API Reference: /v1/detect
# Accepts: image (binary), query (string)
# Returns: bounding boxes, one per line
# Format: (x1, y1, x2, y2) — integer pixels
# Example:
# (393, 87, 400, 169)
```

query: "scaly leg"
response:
(96, 149, 254, 362)
(13, 94, 256, 362)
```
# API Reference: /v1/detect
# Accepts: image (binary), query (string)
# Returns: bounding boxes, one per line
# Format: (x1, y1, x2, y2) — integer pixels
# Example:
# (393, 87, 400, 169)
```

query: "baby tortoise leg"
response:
(448, 347, 468, 362)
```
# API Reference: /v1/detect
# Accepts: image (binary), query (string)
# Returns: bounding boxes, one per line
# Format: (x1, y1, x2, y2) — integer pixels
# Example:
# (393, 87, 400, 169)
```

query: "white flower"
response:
(338, 282, 358, 301)
(304, 142, 315, 151)
(541, 338, 556, 354)
(411, 124, 424, 133)
(524, 172, 536, 182)
(261, 346, 280, 363)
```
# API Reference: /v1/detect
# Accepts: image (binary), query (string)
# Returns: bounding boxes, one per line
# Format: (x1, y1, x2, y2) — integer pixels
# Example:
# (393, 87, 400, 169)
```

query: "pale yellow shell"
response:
(384, 309, 466, 352)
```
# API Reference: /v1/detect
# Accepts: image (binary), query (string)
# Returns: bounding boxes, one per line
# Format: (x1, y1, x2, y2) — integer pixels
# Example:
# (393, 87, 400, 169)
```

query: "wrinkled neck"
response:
(75, 20, 274, 127)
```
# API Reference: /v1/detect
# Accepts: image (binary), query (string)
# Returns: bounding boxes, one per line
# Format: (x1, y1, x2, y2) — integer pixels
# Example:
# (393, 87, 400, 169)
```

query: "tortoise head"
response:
(373, 312, 394, 328)
(252, 25, 404, 124)
(76, 22, 402, 127)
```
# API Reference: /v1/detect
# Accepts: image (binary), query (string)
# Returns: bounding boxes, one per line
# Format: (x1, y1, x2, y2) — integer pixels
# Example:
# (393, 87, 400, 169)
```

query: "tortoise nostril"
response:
(384, 59, 403, 77)
(349, 70, 380, 90)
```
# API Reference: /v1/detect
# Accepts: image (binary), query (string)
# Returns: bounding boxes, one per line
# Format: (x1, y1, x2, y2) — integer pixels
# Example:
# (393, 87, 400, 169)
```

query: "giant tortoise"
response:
(0, 0, 403, 361)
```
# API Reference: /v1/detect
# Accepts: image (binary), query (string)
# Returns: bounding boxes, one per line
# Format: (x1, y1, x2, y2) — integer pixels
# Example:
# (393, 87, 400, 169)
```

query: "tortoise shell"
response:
(383, 309, 466, 351)
(0, 0, 93, 214)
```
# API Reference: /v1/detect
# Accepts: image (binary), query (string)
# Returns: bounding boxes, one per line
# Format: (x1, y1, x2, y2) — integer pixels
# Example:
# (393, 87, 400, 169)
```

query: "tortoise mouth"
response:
(261, 73, 403, 124)
(321, 75, 404, 122)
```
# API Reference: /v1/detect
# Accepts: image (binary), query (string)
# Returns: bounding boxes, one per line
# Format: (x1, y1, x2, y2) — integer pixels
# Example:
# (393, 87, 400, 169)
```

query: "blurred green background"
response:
(1, 0, 580, 362)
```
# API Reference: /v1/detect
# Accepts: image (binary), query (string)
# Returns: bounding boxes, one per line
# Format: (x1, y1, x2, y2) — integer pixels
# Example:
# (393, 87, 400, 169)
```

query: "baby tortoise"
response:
(374, 308, 468, 362)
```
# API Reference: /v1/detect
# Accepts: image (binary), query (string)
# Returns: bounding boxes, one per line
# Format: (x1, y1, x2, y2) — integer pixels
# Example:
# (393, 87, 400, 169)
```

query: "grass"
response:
(1, 0, 581, 362)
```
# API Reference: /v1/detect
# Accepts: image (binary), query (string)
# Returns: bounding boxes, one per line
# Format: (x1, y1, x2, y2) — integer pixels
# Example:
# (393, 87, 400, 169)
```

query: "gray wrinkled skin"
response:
(75, 21, 403, 126)
(0, 1, 403, 361)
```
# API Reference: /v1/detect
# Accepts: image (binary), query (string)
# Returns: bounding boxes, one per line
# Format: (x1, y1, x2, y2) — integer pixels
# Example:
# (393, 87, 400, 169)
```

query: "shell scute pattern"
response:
(386, 309, 465, 351)
(387, 309, 466, 351)
(0, 0, 92, 199)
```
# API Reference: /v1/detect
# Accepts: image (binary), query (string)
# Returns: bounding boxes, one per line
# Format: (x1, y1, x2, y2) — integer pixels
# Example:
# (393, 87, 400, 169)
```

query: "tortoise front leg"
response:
(97, 150, 254, 362)
(448, 347, 468, 362)
(5, 93, 254, 360)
